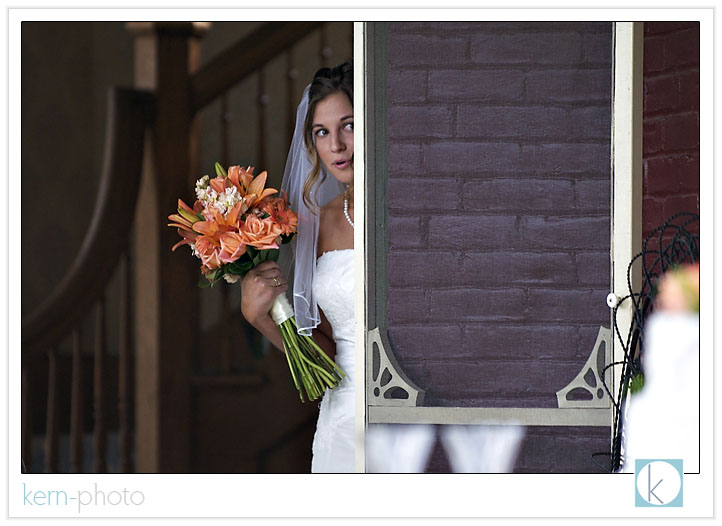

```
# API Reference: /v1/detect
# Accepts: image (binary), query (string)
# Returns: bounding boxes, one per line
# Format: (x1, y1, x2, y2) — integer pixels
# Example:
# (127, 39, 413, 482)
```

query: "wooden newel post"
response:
(127, 22, 210, 473)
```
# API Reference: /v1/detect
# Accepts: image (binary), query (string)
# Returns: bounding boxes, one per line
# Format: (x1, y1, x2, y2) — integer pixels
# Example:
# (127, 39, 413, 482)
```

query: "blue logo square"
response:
(635, 459, 683, 507)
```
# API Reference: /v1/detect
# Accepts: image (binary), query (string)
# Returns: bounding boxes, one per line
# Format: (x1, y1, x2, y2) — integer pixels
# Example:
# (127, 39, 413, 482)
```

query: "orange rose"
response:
(219, 232, 247, 264)
(194, 237, 223, 271)
(240, 214, 283, 250)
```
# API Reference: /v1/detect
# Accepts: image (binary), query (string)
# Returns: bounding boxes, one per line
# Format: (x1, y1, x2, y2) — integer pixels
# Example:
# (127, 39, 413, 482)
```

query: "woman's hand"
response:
(240, 261, 288, 327)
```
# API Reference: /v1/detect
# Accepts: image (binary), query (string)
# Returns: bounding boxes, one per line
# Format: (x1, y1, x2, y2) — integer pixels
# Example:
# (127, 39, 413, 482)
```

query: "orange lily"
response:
(168, 198, 203, 251)
(227, 165, 278, 210)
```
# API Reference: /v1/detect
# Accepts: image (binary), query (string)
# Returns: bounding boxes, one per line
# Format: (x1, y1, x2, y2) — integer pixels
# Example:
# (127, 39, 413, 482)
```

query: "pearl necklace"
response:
(343, 189, 354, 229)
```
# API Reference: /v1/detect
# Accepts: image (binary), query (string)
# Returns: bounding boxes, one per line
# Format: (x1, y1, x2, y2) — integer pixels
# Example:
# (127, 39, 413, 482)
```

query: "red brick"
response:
(387, 289, 428, 324)
(388, 215, 424, 248)
(662, 113, 699, 151)
(388, 105, 453, 138)
(643, 34, 665, 74)
(388, 142, 422, 174)
(520, 143, 611, 174)
(429, 288, 527, 320)
(423, 141, 521, 174)
(645, 22, 681, 35)
(575, 179, 610, 212)
(644, 74, 679, 114)
(429, 70, 525, 102)
(582, 32, 613, 64)
(387, 177, 460, 211)
(526, 69, 611, 103)
(469, 32, 582, 64)
(642, 195, 665, 238)
(462, 251, 577, 286)
(576, 251, 610, 286)
(520, 216, 609, 250)
(662, 194, 699, 220)
(645, 154, 700, 196)
(389, 34, 467, 66)
(527, 288, 610, 323)
(643, 118, 663, 154)
(676, 70, 700, 112)
(462, 179, 576, 212)
(428, 214, 519, 249)
(664, 27, 699, 69)
(387, 70, 426, 103)
(388, 250, 461, 287)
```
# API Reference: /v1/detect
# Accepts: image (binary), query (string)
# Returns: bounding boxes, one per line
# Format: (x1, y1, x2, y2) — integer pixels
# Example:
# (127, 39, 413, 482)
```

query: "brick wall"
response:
(642, 22, 700, 238)
(384, 22, 613, 472)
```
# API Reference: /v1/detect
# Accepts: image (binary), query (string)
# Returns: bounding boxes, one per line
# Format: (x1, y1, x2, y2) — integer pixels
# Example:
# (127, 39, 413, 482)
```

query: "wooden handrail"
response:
(190, 21, 324, 114)
(22, 87, 154, 355)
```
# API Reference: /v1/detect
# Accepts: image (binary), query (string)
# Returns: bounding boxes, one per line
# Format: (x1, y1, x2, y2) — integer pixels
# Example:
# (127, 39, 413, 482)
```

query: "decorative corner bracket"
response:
(367, 327, 425, 407)
(556, 326, 613, 409)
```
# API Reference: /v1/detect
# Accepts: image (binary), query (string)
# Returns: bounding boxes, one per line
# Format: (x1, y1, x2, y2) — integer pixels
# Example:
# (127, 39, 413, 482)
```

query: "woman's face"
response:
(311, 91, 354, 185)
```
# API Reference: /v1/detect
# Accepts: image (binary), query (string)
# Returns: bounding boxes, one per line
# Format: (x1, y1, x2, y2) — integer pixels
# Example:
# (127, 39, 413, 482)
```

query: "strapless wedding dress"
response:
(311, 249, 355, 473)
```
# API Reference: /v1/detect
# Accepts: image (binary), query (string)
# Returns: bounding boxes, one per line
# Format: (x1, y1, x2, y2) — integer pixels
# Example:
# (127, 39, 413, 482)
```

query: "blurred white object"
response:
(622, 312, 700, 472)
(439, 423, 525, 473)
(366, 424, 435, 473)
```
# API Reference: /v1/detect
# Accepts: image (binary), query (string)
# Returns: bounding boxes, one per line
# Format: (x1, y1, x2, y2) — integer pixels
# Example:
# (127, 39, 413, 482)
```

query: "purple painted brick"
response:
(388, 251, 461, 287)
(527, 288, 609, 323)
(575, 179, 610, 212)
(387, 70, 426, 103)
(388, 142, 422, 173)
(458, 105, 610, 141)
(579, 324, 610, 364)
(428, 214, 519, 250)
(470, 32, 582, 64)
(429, 287, 527, 320)
(462, 251, 577, 286)
(458, 106, 568, 140)
(521, 216, 609, 250)
(388, 105, 453, 138)
(568, 106, 611, 141)
(520, 143, 611, 174)
(387, 289, 427, 324)
(526, 69, 612, 103)
(462, 179, 576, 211)
(389, 34, 467, 66)
(515, 427, 610, 473)
(400, 360, 585, 402)
(429, 70, 525, 102)
(423, 141, 521, 174)
(576, 251, 610, 286)
(387, 215, 424, 248)
(582, 31, 613, 64)
(387, 177, 459, 211)
(463, 324, 580, 361)
(388, 325, 463, 360)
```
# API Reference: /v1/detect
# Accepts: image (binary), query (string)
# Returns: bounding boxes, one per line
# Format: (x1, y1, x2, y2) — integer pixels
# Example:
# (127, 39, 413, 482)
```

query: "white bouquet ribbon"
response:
(270, 294, 295, 326)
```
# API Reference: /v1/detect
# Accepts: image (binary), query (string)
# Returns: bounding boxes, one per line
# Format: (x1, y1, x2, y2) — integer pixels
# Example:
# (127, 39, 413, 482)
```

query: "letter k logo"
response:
(635, 459, 683, 507)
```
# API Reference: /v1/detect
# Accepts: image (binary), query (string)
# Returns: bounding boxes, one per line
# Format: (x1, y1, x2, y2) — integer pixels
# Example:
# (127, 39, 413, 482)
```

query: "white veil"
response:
(279, 85, 344, 335)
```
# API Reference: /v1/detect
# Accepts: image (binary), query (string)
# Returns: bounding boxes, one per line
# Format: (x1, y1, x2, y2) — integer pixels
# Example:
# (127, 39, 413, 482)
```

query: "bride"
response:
(240, 62, 355, 473)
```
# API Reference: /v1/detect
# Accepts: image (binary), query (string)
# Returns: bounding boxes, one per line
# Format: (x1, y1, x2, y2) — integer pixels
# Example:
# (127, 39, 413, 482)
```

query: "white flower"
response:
(223, 273, 241, 284)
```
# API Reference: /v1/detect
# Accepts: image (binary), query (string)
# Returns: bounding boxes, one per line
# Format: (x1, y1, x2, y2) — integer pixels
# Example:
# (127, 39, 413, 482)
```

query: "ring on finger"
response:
(272, 277, 281, 287)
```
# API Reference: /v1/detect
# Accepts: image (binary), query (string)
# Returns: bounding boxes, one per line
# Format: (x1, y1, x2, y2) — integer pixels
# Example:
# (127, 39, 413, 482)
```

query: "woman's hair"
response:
(301, 61, 353, 211)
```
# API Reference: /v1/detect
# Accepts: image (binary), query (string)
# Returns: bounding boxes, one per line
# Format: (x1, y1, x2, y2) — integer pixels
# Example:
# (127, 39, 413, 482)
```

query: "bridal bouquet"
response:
(168, 162, 345, 402)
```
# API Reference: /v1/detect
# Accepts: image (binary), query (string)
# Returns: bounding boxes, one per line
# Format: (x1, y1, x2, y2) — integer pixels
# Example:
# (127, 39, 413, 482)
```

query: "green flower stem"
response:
(276, 315, 347, 402)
